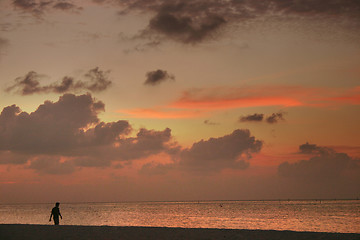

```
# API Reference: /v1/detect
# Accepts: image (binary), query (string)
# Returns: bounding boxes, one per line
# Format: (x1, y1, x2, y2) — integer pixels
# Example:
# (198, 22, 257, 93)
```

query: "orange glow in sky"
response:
(0, 0, 359, 203)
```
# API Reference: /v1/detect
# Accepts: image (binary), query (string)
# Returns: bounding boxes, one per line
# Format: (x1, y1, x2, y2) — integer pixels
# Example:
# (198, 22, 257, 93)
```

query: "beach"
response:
(1, 224, 359, 240)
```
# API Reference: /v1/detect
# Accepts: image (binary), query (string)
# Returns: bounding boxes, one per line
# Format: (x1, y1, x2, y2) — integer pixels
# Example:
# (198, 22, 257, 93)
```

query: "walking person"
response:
(49, 202, 62, 225)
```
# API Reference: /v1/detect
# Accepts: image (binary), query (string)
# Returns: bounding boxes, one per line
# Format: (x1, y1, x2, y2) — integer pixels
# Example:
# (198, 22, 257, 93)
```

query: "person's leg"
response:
(54, 217, 59, 225)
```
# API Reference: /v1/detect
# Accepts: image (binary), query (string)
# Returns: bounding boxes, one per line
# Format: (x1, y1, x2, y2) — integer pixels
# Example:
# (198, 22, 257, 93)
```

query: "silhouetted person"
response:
(49, 202, 62, 225)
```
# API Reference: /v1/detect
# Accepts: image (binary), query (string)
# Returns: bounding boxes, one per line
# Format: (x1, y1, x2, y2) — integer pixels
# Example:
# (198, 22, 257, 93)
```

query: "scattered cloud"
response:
(83, 67, 112, 92)
(122, 40, 162, 54)
(278, 144, 360, 179)
(9, 0, 360, 44)
(13, 0, 39, 11)
(269, 0, 360, 16)
(12, 0, 82, 17)
(144, 69, 175, 86)
(146, 6, 226, 44)
(204, 119, 219, 125)
(239, 113, 264, 122)
(5, 67, 112, 95)
(5, 71, 44, 95)
(10, 0, 360, 46)
(114, 0, 360, 45)
(239, 112, 288, 125)
(265, 112, 285, 124)
(53, 1, 80, 11)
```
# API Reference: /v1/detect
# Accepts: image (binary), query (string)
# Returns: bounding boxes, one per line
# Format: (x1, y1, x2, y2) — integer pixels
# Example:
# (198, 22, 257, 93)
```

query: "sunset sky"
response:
(0, 0, 359, 203)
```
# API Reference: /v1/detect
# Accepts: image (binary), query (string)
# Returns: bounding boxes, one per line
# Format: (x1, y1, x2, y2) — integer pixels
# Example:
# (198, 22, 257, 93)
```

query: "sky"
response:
(0, 0, 359, 203)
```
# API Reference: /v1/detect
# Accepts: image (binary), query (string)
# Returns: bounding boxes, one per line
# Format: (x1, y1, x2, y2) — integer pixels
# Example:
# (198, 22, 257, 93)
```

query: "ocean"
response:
(0, 200, 359, 233)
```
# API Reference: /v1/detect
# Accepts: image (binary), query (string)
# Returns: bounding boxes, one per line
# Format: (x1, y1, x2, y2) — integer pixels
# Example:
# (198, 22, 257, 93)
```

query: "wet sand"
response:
(0, 224, 359, 240)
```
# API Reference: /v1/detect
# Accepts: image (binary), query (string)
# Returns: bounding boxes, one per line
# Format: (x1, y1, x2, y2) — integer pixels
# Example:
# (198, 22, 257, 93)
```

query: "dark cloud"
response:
(5, 71, 44, 95)
(265, 112, 285, 124)
(0, 94, 265, 175)
(114, 0, 360, 45)
(132, 1, 228, 44)
(52, 77, 75, 93)
(278, 144, 360, 179)
(179, 129, 262, 172)
(5, 67, 112, 95)
(239, 112, 285, 124)
(0, 92, 268, 175)
(117, 0, 360, 18)
(144, 69, 175, 86)
(239, 113, 264, 122)
(136, 129, 263, 175)
(71, 127, 179, 168)
(13, 0, 38, 10)
(53, 2, 81, 11)
(115, 128, 179, 160)
(11, 0, 360, 45)
(270, 0, 360, 16)
(83, 67, 112, 92)
(148, 9, 226, 44)
(89, 121, 132, 145)
(0, 93, 183, 173)
(12, 0, 82, 17)
(0, 93, 109, 154)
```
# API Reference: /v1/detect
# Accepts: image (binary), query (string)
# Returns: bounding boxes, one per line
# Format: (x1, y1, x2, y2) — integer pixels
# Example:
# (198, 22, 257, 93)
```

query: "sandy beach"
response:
(0, 224, 359, 240)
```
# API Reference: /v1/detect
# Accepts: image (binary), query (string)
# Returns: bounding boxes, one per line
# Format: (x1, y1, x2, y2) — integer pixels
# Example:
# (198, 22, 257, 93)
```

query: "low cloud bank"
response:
(0, 93, 262, 175)
(278, 143, 360, 179)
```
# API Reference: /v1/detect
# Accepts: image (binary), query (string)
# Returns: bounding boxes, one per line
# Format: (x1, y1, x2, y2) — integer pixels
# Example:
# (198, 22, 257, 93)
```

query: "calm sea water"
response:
(0, 200, 359, 233)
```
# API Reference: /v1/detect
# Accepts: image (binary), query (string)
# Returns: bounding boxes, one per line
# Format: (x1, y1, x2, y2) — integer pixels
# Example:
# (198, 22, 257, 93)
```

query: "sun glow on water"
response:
(0, 200, 359, 233)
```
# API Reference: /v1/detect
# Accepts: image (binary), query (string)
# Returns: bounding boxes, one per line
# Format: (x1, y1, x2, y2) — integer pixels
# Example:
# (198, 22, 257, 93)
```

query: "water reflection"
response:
(0, 200, 359, 233)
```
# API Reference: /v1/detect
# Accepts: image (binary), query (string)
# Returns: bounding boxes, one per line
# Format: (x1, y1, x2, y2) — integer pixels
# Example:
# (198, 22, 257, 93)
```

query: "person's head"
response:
(55, 202, 60, 207)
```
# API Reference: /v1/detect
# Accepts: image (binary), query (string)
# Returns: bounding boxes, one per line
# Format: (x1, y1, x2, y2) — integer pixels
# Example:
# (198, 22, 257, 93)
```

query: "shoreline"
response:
(1, 198, 358, 205)
(1, 224, 359, 240)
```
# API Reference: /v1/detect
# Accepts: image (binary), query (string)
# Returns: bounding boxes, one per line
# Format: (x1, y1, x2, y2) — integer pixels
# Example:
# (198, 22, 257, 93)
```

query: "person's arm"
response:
(59, 211, 62, 219)
(49, 212, 53, 222)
